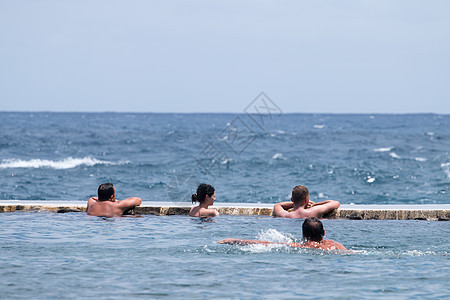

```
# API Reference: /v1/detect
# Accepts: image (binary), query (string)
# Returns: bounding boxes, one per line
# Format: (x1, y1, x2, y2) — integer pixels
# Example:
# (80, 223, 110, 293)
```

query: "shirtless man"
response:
(87, 183, 142, 217)
(273, 185, 340, 218)
(218, 217, 347, 251)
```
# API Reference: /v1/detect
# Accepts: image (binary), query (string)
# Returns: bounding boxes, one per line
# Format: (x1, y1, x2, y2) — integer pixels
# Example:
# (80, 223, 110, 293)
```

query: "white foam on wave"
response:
(374, 147, 392, 152)
(389, 152, 401, 159)
(441, 162, 450, 179)
(403, 250, 437, 257)
(415, 157, 427, 162)
(0, 157, 124, 169)
(313, 124, 325, 129)
(221, 158, 232, 164)
(272, 153, 284, 160)
(349, 249, 445, 257)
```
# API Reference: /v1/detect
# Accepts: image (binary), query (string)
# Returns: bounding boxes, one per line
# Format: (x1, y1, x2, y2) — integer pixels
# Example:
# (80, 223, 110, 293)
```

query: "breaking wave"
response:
(0, 157, 126, 169)
(374, 147, 393, 152)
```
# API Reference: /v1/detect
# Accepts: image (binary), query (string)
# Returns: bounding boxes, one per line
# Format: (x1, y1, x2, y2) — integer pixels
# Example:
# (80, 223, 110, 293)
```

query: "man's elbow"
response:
(272, 206, 280, 217)
(330, 200, 340, 210)
(128, 197, 142, 206)
(273, 203, 282, 212)
(134, 197, 142, 206)
(272, 209, 286, 218)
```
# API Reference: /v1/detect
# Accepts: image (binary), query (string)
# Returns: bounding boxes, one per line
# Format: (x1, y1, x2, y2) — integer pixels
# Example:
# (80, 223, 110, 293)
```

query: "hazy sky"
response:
(1, 1, 449, 113)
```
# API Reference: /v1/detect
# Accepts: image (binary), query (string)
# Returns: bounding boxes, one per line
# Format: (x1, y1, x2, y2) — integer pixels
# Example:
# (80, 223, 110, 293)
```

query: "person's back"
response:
(297, 239, 346, 251)
(273, 185, 340, 219)
(87, 183, 142, 217)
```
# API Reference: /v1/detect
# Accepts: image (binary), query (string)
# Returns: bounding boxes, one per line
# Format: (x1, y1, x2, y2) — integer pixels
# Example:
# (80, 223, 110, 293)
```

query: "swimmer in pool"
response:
(189, 183, 219, 218)
(218, 217, 347, 251)
(272, 185, 340, 219)
(87, 183, 142, 217)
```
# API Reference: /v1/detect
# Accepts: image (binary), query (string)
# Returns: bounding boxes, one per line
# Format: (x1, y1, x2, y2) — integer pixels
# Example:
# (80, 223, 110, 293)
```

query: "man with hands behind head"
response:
(273, 185, 340, 219)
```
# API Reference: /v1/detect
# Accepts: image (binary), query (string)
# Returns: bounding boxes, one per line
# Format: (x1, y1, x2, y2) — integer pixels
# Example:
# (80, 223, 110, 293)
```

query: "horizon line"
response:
(0, 110, 448, 116)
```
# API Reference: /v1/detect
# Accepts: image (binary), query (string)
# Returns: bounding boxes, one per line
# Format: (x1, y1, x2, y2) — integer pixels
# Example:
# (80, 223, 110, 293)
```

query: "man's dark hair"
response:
(292, 185, 309, 206)
(192, 183, 215, 204)
(98, 183, 115, 201)
(302, 217, 324, 242)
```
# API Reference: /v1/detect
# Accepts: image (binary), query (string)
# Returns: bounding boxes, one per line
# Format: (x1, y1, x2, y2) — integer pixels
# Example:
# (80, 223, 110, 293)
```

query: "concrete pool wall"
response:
(1, 201, 449, 220)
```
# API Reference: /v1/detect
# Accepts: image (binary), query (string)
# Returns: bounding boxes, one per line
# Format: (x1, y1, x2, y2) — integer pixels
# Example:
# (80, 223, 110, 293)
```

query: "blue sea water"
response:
(1, 112, 449, 204)
(0, 213, 449, 299)
(1, 112, 450, 299)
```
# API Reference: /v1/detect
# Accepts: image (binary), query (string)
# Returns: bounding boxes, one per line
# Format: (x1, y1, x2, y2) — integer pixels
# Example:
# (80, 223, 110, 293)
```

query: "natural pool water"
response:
(0, 213, 449, 299)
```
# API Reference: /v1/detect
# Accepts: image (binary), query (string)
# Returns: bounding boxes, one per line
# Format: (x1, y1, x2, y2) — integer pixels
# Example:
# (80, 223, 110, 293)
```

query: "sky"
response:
(0, 0, 449, 114)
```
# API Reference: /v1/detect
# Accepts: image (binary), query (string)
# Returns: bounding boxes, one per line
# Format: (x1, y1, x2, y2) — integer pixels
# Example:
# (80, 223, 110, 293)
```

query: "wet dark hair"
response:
(292, 185, 309, 206)
(192, 183, 215, 204)
(302, 217, 324, 242)
(98, 183, 115, 201)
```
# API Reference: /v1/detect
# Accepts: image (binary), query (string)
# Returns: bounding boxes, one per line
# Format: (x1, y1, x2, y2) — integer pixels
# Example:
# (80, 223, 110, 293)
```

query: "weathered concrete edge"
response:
(0, 203, 449, 220)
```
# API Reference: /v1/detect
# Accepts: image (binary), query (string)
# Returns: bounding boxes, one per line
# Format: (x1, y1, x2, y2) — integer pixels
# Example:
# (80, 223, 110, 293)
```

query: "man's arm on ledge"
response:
(308, 200, 340, 216)
(273, 201, 293, 217)
(87, 197, 97, 210)
(118, 197, 142, 211)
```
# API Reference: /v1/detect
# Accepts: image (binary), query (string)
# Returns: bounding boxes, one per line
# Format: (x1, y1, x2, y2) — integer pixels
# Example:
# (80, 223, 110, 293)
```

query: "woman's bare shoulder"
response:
(198, 208, 219, 217)
(189, 206, 200, 217)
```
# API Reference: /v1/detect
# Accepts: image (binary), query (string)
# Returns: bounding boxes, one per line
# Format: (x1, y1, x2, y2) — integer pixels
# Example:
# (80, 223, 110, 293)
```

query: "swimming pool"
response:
(0, 213, 449, 298)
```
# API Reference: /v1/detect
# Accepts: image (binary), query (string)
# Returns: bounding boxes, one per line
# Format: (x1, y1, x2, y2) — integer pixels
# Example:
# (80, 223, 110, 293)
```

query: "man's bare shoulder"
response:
(319, 239, 347, 251)
(298, 240, 347, 251)
(87, 200, 123, 217)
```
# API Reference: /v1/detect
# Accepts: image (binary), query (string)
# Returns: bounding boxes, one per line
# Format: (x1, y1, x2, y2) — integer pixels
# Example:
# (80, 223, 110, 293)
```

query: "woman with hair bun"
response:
(189, 183, 219, 217)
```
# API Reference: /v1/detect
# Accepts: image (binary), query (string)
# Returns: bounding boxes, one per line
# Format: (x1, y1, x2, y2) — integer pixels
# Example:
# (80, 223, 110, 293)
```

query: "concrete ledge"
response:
(0, 201, 449, 220)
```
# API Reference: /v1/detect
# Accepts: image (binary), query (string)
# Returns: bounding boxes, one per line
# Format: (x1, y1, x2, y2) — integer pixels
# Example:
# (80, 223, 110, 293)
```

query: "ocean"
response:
(1, 112, 449, 204)
(1, 112, 450, 299)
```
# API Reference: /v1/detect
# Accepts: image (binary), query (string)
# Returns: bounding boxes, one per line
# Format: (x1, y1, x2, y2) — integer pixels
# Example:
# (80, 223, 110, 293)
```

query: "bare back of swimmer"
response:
(87, 183, 142, 218)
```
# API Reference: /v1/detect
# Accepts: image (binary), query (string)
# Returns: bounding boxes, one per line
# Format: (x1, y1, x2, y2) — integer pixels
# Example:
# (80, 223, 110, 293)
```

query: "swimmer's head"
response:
(98, 183, 115, 201)
(302, 217, 324, 242)
(192, 183, 215, 204)
(292, 185, 309, 206)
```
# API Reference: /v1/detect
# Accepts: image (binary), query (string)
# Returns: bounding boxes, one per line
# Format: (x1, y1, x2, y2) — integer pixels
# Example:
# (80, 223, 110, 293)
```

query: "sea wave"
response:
(389, 152, 401, 159)
(374, 147, 393, 152)
(415, 157, 427, 162)
(0, 157, 125, 169)
(441, 162, 450, 179)
(272, 153, 284, 160)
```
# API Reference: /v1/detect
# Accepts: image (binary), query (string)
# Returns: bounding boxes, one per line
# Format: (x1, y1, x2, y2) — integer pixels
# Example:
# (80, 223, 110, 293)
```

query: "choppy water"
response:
(0, 213, 448, 298)
(1, 112, 450, 204)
